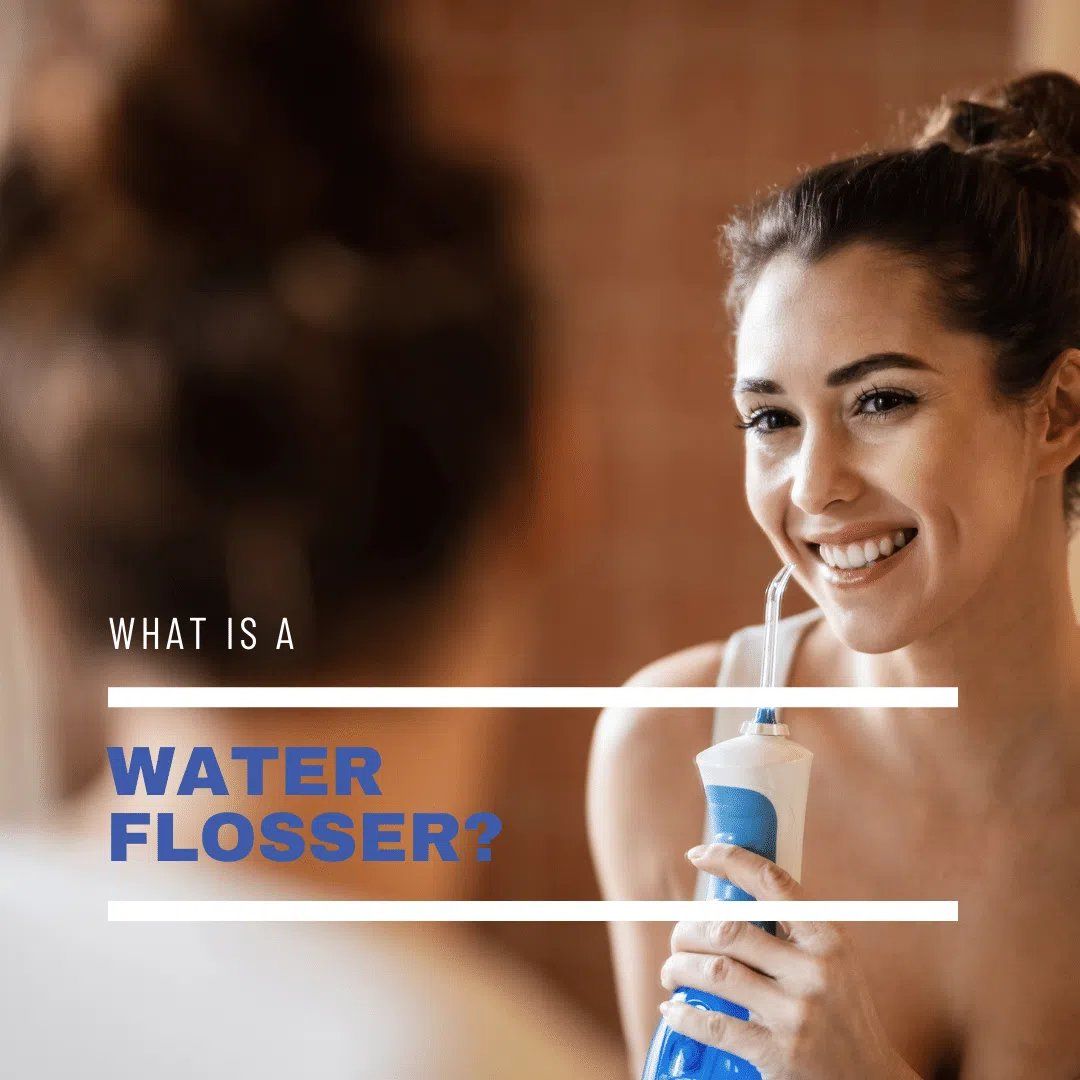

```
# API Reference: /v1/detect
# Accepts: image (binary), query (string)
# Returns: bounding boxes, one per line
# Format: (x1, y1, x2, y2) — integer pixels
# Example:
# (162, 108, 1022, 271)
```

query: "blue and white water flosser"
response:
(641, 563, 814, 1080)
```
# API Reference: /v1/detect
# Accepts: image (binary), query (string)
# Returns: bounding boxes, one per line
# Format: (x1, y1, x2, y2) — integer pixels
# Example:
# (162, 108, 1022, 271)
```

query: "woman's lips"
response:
(806, 528, 919, 588)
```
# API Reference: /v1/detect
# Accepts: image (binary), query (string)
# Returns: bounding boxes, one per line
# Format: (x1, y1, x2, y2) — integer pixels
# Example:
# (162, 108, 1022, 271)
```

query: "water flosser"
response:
(641, 563, 813, 1080)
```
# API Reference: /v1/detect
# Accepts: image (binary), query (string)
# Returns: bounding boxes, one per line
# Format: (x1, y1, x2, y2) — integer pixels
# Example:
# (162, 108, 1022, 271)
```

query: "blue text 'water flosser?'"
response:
(642, 563, 813, 1079)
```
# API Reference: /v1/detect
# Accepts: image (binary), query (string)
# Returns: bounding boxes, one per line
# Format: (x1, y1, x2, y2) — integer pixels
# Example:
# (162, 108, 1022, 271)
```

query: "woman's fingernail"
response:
(659, 1000, 671, 1015)
(686, 845, 708, 861)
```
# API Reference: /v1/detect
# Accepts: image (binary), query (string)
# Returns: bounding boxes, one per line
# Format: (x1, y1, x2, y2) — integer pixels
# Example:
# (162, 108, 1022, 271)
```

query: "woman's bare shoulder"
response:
(629, 638, 730, 688)
(586, 639, 727, 899)
(592, 638, 728, 755)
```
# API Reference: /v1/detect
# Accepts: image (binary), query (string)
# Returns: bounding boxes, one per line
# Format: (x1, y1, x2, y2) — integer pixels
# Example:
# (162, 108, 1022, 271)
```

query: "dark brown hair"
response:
(0, 0, 533, 672)
(724, 71, 1080, 519)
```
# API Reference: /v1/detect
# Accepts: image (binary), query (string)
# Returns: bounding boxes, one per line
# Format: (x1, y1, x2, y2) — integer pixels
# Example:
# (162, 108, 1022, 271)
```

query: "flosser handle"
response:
(640, 785, 777, 1079)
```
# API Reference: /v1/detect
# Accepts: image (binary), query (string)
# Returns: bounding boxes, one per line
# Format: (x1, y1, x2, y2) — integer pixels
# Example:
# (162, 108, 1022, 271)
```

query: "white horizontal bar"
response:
(108, 686, 958, 709)
(108, 900, 958, 923)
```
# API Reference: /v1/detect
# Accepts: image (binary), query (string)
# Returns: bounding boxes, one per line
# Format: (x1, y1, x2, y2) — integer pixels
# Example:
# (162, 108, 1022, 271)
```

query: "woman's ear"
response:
(1035, 349, 1080, 478)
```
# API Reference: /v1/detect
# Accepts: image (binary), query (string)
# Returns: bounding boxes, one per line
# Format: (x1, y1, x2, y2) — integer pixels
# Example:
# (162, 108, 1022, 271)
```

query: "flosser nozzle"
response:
(755, 562, 795, 725)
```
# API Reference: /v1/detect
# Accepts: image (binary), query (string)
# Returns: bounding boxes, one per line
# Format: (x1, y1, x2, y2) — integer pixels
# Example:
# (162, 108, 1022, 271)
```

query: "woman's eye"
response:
(734, 389, 917, 435)
(856, 388, 917, 416)
(734, 408, 796, 435)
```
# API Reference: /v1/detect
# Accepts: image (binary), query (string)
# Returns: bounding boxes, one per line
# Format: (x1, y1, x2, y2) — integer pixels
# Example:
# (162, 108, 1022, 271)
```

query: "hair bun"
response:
(919, 70, 1080, 205)
(1004, 71, 1080, 156)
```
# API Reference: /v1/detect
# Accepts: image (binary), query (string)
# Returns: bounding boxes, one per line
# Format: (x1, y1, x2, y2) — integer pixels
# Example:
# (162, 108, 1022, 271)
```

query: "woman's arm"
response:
(586, 641, 724, 1075)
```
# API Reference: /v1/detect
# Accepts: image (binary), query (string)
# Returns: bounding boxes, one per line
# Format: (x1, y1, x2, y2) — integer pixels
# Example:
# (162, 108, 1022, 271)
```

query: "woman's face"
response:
(734, 242, 1039, 652)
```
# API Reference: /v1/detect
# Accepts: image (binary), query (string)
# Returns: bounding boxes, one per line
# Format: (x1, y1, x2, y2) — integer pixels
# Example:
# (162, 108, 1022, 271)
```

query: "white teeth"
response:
(845, 543, 867, 568)
(815, 529, 914, 571)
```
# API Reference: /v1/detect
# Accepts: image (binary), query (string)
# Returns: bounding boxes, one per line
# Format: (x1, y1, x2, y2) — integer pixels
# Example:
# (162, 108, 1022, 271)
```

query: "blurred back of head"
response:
(0, 0, 534, 678)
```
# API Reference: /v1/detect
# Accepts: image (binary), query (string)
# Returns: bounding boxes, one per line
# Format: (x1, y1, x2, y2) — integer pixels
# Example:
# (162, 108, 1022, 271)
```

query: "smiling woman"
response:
(729, 238, 1064, 655)
(589, 71, 1080, 1079)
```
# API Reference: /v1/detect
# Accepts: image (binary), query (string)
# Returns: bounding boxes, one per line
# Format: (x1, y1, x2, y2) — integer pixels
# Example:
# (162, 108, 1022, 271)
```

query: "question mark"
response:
(464, 812, 503, 862)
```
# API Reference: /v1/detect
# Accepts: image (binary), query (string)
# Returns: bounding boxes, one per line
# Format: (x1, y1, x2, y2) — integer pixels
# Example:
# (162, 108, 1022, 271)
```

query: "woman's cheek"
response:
(905, 409, 1027, 545)
(744, 453, 790, 546)
(872, 431, 939, 516)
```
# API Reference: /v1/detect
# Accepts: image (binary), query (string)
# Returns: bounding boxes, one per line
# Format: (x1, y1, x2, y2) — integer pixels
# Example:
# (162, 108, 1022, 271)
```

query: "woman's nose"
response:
(788, 425, 861, 515)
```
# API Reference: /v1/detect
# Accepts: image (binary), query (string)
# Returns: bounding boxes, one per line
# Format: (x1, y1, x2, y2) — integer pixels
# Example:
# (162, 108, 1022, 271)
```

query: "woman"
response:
(589, 71, 1080, 1079)
(0, 2, 623, 1077)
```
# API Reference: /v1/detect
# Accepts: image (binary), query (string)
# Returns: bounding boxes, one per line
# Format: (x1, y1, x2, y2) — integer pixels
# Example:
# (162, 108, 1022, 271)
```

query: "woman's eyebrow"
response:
(825, 352, 936, 387)
(732, 352, 935, 396)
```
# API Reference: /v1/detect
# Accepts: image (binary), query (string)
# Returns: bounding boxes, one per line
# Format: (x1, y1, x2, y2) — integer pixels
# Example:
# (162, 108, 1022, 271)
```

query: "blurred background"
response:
(2, 0, 1079, 1048)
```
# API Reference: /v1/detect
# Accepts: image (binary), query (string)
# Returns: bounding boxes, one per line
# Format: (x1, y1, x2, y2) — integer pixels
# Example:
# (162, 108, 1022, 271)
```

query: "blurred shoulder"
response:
(0, 835, 624, 1079)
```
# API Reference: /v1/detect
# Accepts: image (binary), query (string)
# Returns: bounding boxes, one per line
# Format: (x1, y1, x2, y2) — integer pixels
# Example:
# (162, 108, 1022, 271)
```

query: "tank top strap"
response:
(710, 607, 825, 750)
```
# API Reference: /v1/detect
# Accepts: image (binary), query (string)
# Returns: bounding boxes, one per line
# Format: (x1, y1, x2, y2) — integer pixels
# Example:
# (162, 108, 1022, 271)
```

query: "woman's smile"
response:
(804, 525, 919, 588)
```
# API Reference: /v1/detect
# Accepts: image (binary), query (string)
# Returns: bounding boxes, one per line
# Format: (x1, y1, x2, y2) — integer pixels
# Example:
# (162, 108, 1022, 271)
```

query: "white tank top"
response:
(694, 606, 825, 898)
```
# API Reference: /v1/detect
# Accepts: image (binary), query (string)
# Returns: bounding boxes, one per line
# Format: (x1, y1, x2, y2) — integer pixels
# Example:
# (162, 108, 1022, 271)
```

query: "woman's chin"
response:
(799, 544, 933, 654)
(818, 606, 920, 655)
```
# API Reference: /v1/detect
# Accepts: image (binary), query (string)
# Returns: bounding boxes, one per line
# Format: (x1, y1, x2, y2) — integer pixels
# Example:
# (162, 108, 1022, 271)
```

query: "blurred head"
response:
(0, 0, 534, 679)
(724, 72, 1080, 652)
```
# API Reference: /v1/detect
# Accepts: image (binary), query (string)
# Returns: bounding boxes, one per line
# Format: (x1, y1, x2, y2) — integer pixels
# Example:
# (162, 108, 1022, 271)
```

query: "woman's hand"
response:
(658, 843, 921, 1080)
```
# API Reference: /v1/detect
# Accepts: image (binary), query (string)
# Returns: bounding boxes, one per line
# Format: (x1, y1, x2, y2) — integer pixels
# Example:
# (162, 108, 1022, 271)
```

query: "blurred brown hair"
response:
(0, 0, 534, 673)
